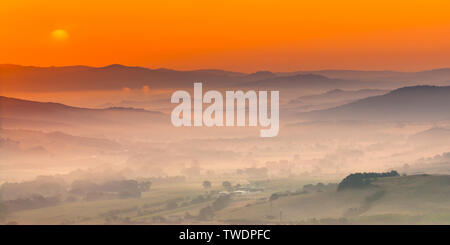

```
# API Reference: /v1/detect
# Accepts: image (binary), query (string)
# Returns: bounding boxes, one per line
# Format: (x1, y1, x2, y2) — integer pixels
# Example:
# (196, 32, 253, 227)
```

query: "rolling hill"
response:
(301, 85, 450, 121)
(290, 89, 388, 104)
(216, 174, 450, 224)
(0, 96, 166, 128)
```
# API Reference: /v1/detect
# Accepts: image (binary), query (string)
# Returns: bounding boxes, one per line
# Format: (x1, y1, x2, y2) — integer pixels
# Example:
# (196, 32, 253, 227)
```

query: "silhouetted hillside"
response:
(0, 96, 166, 127)
(409, 127, 450, 143)
(302, 86, 450, 121)
(337, 171, 399, 191)
(290, 89, 387, 104)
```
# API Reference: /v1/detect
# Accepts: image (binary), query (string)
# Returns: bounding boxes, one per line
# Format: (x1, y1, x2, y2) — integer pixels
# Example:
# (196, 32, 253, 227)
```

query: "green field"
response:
(3, 175, 450, 224)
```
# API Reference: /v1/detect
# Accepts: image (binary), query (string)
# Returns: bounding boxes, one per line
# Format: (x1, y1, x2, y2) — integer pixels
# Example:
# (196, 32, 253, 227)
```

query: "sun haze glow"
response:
(51, 29, 69, 41)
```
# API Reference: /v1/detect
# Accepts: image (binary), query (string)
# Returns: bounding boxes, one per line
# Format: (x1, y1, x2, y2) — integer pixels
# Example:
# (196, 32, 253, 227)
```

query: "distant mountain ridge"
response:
(2, 64, 450, 93)
(0, 64, 245, 92)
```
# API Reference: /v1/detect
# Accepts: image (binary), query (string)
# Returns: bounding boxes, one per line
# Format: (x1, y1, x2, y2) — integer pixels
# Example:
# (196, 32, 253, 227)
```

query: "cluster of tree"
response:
(202, 180, 263, 193)
(70, 179, 151, 199)
(190, 194, 214, 204)
(337, 171, 399, 191)
(0, 177, 154, 216)
(1, 195, 61, 213)
(202, 181, 211, 189)
(102, 194, 217, 223)
(222, 181, 232, 191)
(0, 176, 67, 201)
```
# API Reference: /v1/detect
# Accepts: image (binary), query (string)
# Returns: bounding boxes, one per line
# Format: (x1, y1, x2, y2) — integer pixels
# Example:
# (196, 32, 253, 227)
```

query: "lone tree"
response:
(202, 181, 212, 189)
(222, 181, 232, 191)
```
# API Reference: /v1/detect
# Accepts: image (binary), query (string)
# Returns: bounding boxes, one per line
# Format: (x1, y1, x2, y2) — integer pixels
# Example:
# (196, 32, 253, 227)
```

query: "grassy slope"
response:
(6, 175, 450, 224)
(217, 175, 450, 224)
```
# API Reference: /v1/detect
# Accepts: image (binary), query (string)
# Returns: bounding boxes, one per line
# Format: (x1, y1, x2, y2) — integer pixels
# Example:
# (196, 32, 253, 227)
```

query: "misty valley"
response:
(170, 82, 279, 137)
(3, 65, 450, 224)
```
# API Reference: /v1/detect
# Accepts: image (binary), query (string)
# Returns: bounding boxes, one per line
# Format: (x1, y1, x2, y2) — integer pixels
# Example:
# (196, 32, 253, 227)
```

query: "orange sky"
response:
(1, 0, 450, 72)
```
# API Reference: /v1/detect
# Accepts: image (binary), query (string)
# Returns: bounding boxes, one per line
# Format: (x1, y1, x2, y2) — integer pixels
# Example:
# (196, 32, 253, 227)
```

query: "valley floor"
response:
(4, 175, 450, 225)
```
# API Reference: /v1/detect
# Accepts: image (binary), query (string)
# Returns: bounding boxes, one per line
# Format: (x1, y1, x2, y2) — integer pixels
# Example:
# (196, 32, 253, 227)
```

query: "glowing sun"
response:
(51, 29, 69, 41)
